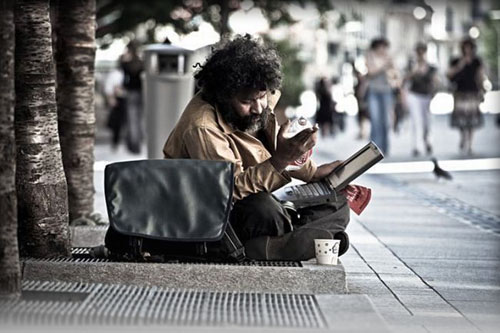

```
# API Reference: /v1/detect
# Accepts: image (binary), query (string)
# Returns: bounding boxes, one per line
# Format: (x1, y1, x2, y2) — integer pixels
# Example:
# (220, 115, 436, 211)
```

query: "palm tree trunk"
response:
(15, 0, 71, 258)
(0, 0, 21, 297)
(55, 0, 96, 222)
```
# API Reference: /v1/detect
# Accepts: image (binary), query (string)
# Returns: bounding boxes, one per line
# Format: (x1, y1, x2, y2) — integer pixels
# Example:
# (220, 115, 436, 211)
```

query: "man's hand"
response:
(270, 120, 318, 172)
(310, 160, 343, 182)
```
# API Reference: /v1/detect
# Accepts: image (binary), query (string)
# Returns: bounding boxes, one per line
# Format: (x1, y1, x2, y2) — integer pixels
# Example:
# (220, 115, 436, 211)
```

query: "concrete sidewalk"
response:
(341, 175, 500, 332)
(7, 113, 497, 331)
(311, 115, 500, 332)
(86, 113, 500, 331)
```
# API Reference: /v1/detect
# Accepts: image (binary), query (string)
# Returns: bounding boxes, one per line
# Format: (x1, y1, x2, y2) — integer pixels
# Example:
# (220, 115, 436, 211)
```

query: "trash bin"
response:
(143, 44, 195, 159)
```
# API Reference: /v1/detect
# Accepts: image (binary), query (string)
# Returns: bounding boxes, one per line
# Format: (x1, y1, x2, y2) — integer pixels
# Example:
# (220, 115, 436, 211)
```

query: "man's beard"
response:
(219, 103, 270, 133)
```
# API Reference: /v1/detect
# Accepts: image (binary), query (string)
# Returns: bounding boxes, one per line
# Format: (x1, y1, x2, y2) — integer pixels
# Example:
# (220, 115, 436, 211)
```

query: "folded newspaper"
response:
(340, 184, 371, 215)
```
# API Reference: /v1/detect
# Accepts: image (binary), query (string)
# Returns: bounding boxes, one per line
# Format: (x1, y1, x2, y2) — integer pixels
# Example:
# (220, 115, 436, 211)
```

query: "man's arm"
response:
(183, 126, 291, 200)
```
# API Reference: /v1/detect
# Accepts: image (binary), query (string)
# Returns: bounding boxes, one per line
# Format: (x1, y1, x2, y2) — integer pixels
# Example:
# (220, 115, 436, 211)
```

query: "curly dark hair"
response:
(195, 35, 282, 104)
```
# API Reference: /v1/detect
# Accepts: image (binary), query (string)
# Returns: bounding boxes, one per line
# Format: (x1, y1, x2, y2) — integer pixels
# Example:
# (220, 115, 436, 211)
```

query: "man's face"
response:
(462, 43, 474, 57)
(375, 45, 388, 57)
(221, 89, 270, 132)
(416, 47, 426, 60)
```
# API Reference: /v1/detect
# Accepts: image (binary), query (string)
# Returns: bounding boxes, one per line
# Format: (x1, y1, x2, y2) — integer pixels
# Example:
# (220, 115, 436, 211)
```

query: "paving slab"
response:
(345, 273, 393, 296)
(396, 294, 460, 316)
(403, 259, 500, 288)
(339, 259, 373, 274)
(364, 261, 415, 275)
(434, 288, 500, 302)
(315, 294, 390, 332)
(450, 300, 500, 333)
(378, 274, 435, 295)
(414, 313, 481, 333)
(21, 258, 348, 294)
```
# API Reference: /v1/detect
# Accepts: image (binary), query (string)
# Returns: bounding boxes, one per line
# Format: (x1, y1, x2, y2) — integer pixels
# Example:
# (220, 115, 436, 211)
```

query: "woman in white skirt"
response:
(405, 42, 438, 157)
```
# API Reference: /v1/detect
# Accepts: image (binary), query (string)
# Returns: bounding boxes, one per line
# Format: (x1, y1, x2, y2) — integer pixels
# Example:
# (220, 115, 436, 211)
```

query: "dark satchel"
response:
(104, 159, 245, 262)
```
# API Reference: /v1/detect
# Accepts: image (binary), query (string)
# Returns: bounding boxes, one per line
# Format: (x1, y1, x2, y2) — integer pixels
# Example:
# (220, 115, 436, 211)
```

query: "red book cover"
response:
(341, 185, 372, 215)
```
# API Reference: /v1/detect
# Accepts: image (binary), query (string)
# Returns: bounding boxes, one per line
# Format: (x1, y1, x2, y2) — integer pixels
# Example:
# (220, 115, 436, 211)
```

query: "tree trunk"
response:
(0, 0, 21, 297)
(55, 0, 96, 222)
(15, 0, 71, 258)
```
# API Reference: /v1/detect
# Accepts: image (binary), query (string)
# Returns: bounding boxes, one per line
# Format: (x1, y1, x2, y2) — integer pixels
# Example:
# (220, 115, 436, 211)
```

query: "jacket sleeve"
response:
(183, 126, 291, 200)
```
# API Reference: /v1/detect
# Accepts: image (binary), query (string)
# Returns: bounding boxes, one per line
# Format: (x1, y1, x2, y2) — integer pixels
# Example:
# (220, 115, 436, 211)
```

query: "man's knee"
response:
(299, 193, 350, 229)
(230, 192, 290, 241)
(234, 192, 285, 219)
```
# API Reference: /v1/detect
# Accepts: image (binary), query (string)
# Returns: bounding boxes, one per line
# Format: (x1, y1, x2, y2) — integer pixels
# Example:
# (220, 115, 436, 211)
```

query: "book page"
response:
(328, 146, 380, 189)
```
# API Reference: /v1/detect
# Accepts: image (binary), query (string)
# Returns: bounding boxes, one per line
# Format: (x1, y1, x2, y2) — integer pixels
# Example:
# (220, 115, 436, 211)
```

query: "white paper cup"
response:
(314, 239, 340, 265)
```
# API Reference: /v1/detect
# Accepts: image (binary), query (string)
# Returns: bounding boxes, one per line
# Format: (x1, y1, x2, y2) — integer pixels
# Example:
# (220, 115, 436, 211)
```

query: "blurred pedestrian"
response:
(405, 42, 438, 157)
(353, 67, 369, 140)
(446, 38, 485, 155)
(120, 40, 144, 154)
(365, 38, 399, 154)
(314, 77, 335, 137)
(392, 87, 407, 134)
(330, 77, 346, 133)
(104, 65, 126, 151)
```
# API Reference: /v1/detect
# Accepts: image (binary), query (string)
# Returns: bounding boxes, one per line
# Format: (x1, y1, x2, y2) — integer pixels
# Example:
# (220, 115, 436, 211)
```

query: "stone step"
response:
(21, 257, 347, 294)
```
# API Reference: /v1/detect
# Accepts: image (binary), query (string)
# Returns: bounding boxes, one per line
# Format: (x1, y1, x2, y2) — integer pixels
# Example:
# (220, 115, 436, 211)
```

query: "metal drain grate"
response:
(371, 175, 500, 234)
(0, 281, 326, 328)
(25, 256, 110, 264)
(69, 248, 302, 267)
(71, 247, 92, 256)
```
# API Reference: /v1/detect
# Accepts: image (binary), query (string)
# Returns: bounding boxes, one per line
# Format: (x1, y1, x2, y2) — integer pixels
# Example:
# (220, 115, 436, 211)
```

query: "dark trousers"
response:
(107, 97, 127, 147)
(230, 192, 350, 261)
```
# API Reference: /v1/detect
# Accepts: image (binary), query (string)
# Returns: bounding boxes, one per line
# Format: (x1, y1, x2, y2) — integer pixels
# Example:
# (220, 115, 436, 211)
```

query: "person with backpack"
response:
(162, 35, 350, 261)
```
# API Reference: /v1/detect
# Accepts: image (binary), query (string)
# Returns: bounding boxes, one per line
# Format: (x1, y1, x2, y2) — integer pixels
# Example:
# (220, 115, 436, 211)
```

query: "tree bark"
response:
(55, 0, 96, 222)
(0, 0, 21, 297)
(15, 0, 71, 258)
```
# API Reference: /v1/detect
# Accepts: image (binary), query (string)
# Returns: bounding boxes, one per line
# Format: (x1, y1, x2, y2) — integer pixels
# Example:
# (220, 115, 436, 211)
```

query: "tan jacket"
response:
(163, 92, 317, 200)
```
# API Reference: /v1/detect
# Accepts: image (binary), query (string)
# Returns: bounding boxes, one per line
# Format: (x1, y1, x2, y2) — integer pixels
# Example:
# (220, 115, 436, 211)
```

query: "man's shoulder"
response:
(164, 94, 224, 158)
(180, 94, 222, 132)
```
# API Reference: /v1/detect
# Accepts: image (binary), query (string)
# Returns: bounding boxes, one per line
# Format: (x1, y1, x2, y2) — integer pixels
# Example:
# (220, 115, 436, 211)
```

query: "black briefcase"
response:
(104, 159, 245, 262)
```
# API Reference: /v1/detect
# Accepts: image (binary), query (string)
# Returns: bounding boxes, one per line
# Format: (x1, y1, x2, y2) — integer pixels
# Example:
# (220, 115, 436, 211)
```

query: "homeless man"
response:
(163, 35, 350, 261)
